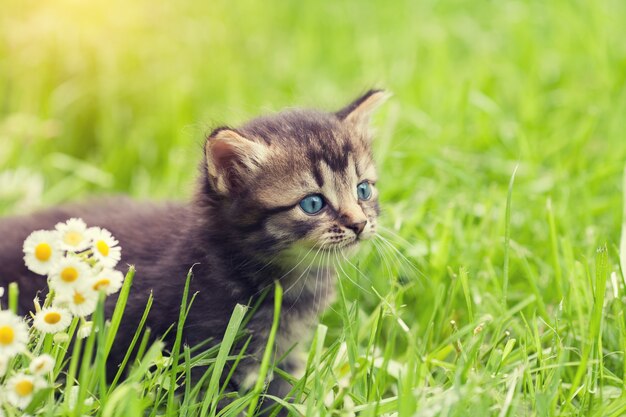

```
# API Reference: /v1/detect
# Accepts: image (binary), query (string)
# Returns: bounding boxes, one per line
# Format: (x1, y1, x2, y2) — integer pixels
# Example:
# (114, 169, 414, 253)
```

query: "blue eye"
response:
(299, 194, 326, 214)
(357, 181, 372, 200)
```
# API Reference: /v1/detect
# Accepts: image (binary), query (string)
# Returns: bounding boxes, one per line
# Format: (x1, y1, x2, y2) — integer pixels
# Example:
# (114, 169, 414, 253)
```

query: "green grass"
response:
(2, 0, 626, 415)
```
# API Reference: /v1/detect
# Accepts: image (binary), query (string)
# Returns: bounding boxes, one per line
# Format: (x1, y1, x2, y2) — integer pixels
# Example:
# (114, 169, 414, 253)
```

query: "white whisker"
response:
(375, 234, 427, 282)
(284, 243, 326, 296)
(371, 238, 394, 282)
(251, 239, 326, 298)
(335, 248, 372, 295)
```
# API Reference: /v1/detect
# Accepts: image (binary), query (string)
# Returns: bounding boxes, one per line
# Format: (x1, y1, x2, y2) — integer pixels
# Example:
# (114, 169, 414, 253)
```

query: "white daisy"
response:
(55, 218, 91, 252)
(29, 354, 55, 375)
(22, 230, 62, 275)
(49, 257, 92, 294)
(87, 227, 121, 268)
(4, 373, 46, 409)
(55, 287, 98, 318)
(0, 310, 29, 358)
(33, 307, 73, 334)
(91, 268, 124, 295)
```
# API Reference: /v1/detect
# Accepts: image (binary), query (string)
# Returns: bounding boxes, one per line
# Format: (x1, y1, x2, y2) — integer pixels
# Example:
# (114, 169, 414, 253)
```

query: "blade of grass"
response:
(246, 282, 283, 416)
(108, 292, 154, 392)
(547, 198, 564, 301)
(305, 324, 328, 416)
(74, 293, 106, 417)
(63, 333, 83, 411)
(104, 266, 136, 358)
(503, 164, 518, 305)
(180, 346, 193, 416)
(166, 267, 194, 415)
(220, 335, 253, 397)
(567, 245, 609, 403)
(95, 291, 109, 402)
(201, 303, 248, 416)
(458, 266, 474, 323)
(619, 167, 626, 276)
(128, 340, 166, 382)
(53, 317, 79, 376)
(8, 282, 18, 313)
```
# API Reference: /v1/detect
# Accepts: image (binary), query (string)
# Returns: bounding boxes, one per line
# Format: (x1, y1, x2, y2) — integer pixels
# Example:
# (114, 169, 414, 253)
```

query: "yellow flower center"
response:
(60, 267, 79, 283)
(93, 278, 110, 291)
(0, 325, 15, 345)
(35, 243, 52, 261)
(63, 231, 83, 247)
(15, 380, 34, 397)
(96, 240, 110, 256)
(44, 312, 62, 324)
(73, 292, 86, 305)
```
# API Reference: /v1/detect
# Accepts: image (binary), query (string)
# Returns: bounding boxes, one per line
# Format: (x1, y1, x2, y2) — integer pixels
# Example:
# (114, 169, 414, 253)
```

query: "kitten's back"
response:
(0, 197, 189, 310)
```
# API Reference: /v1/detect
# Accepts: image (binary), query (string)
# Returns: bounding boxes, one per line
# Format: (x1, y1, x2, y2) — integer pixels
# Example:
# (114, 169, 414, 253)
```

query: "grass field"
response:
(2, 0, 626, 415)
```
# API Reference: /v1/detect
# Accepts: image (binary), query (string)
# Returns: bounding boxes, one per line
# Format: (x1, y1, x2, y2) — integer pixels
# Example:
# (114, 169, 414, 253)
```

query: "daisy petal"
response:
(0, 310, 29, 358)
(88, 227, 122, 268)
(23, 230, 62, 275)
(56, 218, 91, 252)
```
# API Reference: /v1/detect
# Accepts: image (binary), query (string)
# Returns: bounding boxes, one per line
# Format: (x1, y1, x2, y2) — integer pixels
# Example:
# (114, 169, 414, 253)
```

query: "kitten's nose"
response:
(340, 210, 367, 236)
(346, 220, 367, 236)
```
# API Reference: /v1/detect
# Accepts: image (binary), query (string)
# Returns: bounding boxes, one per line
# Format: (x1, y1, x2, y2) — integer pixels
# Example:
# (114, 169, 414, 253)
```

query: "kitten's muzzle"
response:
(338, 210, 368, 237)
(346, 220, 367, 236)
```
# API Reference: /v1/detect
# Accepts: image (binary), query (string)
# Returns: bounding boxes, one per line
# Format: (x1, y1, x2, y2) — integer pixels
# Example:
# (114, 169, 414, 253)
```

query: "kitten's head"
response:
(203, 90, 388, 258)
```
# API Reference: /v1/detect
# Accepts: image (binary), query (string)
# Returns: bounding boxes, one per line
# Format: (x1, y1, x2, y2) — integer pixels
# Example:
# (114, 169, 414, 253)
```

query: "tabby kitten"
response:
(0, 89, 388, 409)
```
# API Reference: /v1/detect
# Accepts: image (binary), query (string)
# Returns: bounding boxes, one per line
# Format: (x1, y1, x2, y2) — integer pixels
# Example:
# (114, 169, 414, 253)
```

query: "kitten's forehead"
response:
(240, 109, 342, 145)
(241, 109, 373, 161)
(240, 109, 376, 206)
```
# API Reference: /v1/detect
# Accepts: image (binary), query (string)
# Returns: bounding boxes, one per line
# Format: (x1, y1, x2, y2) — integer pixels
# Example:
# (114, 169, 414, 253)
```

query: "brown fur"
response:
(0, 90, 388, 414)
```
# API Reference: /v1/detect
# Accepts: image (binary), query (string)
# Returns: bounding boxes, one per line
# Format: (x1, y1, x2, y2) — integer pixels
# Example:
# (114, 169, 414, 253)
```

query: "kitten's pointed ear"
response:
(336, 89, 391, 127)
(205, 128, 268, 194)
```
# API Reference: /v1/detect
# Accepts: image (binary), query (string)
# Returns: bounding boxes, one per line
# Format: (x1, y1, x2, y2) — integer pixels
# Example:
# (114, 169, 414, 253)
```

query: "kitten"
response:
(0, 89, 388, 409)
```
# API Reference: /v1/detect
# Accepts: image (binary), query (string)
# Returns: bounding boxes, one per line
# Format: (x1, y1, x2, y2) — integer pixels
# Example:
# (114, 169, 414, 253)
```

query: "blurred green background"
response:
(2, 0, 626, 290)
(3, 0, 625, 250)
(3, 1, 626, 412)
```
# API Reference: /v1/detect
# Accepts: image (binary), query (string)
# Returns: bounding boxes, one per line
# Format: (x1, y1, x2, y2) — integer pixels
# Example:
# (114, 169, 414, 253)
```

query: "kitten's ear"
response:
(205, 128, 268, 194)
(335, 89, 391, 127)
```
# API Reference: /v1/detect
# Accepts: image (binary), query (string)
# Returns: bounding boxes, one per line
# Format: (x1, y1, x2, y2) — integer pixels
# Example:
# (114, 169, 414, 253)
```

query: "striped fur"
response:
(0, 90, 388, 412)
